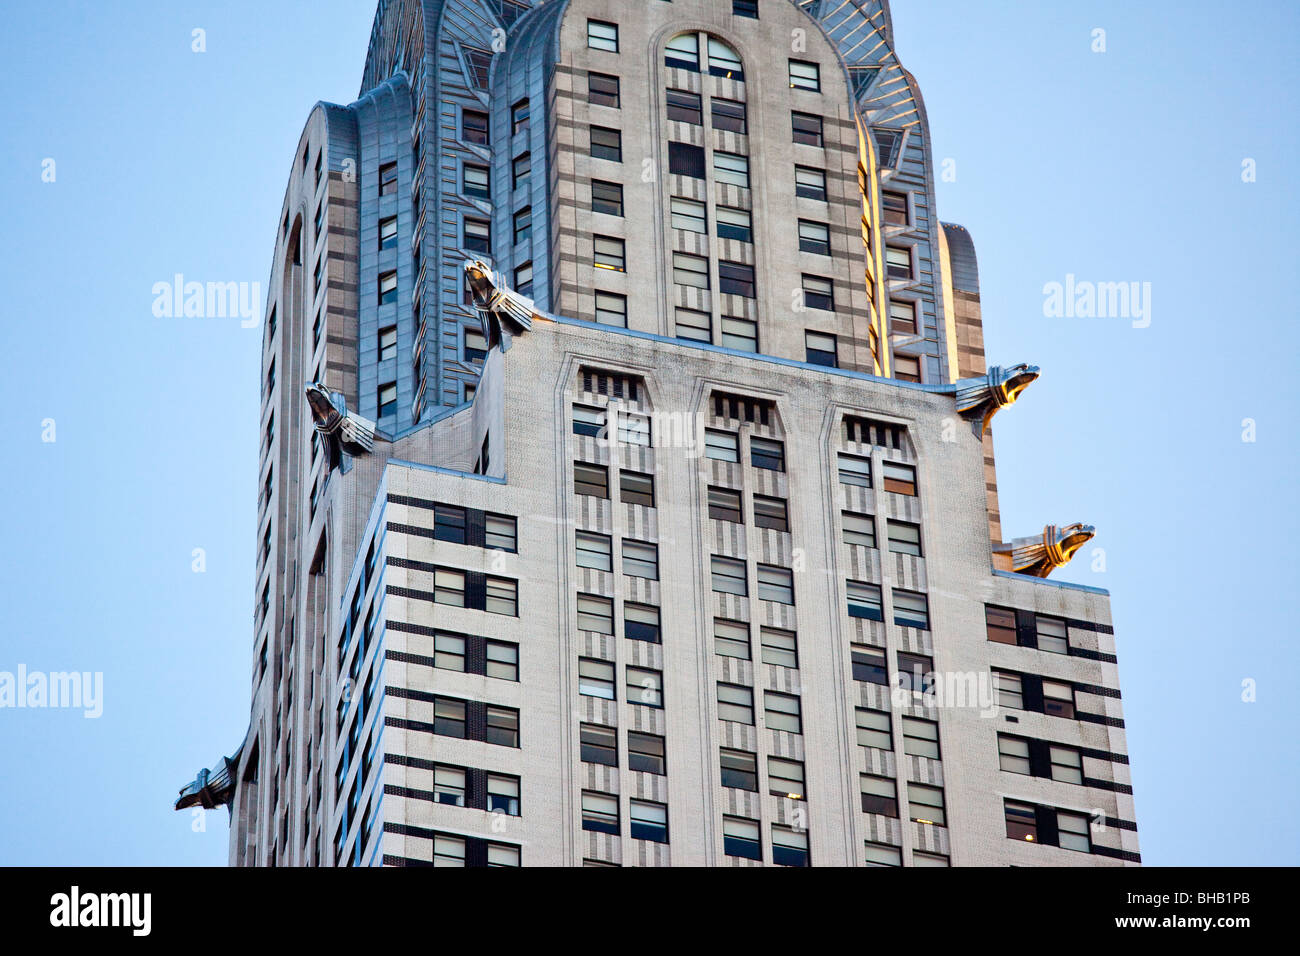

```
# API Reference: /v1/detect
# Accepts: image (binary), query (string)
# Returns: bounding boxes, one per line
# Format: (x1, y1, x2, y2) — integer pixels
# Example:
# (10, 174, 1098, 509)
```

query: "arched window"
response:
(665, 33, 699, 71)
(707, 38, 743, 81)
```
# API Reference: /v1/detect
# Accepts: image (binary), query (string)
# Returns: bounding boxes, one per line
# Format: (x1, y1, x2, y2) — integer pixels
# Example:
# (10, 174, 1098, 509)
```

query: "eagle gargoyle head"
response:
(996, 363, 1041, 406)
(305, 382, 344, 433)
(1051, 522, 1095, 565)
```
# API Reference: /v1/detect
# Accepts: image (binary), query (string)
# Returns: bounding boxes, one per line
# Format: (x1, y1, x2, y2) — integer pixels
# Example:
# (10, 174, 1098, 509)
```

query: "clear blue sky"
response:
(0, 0, 1295, 866)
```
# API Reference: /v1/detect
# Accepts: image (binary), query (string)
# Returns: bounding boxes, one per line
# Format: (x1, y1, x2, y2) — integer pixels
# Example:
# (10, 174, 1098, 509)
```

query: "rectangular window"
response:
(902, 717, 940, 759)
(769, 756, 805, 800)
(624, 602, 661, 643)
(433, 697, 466, 738)
(798, 219, 831, 255)
(581, 791, 619, 834)
(802, 274, 834, 311)
(587, 20, 619, 53)
(588, 72, 620, 107)
(705, 429, 739, 462)
(760, 627, 798, 669)
(672, 251, 710, 289)
(622, 540, 659, 580)
(851, 646, 888, 685)
(752, 495, 788, 532)
(842, 511, 876, 548)
(720, 749, 758, 791)
(628, 732, 666, 775)
(485, 640, 518, 681)
(882, 190, 910, 226)
(795, 165, 827, 202)
(720, 316, 757, 352)
(511, 99, 530, 135)
(886, 245, 912, 279)
(847, 581, 883, 622)
(377, 382, 396, 418)
(1037, 616, 1069, 654)
(713, 151, 750, 188)
(986, 606, 1018, 645)
(716, 206, 752, 242)
(792, 111, 824, 147)
(1005, 800, 1038, 843)
(434, 568, 466, 608)
(908, 783, 946, 827)
(1051, 746, 1084, 785)
(629, 800, 668, 843)
(378, 325, 397, 362)
(577, 593, 614, 633)
(894, 355, 922, 383)
(873, 127, 902, 166)
(378, 270, 398, 305)
(772, 826, 809, 867)
(668, 141, 706, 178)
(789, 59, 820, 92)
(485, 577, 517, 616)
(626, 666, 663, 708)
(433, 835, 465, 866)
(574, 462, 609, 499)
(670, 196, 707, 233)
(433, 504, 467, 544)
(856, 707, 892, 749)
(764, 691, 802, 734)
(464, 328, 488, 364)
(805, 330, 837, 366)
(487, 775, 520, 816)
(512, 152, 530, 190)
(1058, 811, 1092, 853)
(750, 561, 792, 603)
(433, 765, 466, 807)
(888, 299, 917, 335)
(619, 469, 655, 506)
(461, 110, 489, 146)
(896, 652, 934, 693)
(433, 632, 466, 672)
(1043, 680, 1076, 719)
(714, 619, 750, 660)
(711, 555, 748, 596)
(718, 261, 755, 297)
(723, 816, 761, 860)
(665, 32, 699, 71)
(882, 461, 917, 495)
(866, 843, 902, 867)
(595, 291, 627, 327)
(733, 0, 759, 18)
(995, 670, 1024, 710)
(463, 218, 491, 254)
(513, 207, 532, 245)
(578, 658, 615, 699)
(379, 161, 398, 195)
(593, 235, 625, 272)
(580, 723, 618, 766)
(576, 531, 613, 572)
(463, 164, 489, 201)
(887, 520, 923, 557)
(711, 98, 747, 134)
(750, 437, 784, 471)
(666, 89, 703, 125)
(860, 774, 898, 817)
(708, 486, 742, 523)
(675, 307, 711, 342)
(592, 180, 624, 216)
(998, 734, 1032, 775)
(708, 38, 744, 80)
(590, 126, 622, 161)
(838, 452, 872, 487)
(379, 215, 399, 251)
(717, 684, 754, 725)
(514, 262, 533, 296)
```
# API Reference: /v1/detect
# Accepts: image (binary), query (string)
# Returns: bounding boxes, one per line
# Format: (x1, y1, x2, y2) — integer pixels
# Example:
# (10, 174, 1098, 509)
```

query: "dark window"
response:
(799, 220, 831, 255)
(511, 99, 530, 135)
(851, 646, 888, 684)
(580, 723, 617, 766)
(588, 72, 620, 108)
(591, 180, 623, 216)
(486, 706, 519, 747)
(720, 749, 758, 791)
(753, 495, 788, 531)
(629, 801, 668, 843)
(795, 165, 827, 201)
(861, 774, 898, 817)
(708, 486, 742, 523)
(666, 89, 702, 125)
(464, 218, 491, 254)
(750, 437, 785, 472)
(802, 275, 834, 311)
(716, 207, 752, 243)
(805, 331, 837, 367)
(590, 126, 622, 162)
(619, 470, 655, 507)
(668, 142, 706, 179)
(512, 152, 530, 191)
(711, 98, 747, 134)
(986, 606, 1017, 645)
(792, 112, 824, 147)
(882, 191, 909, 226)
(379, 161, 398, 195)
(462, 109, 489, 145)
(896, 652, 935, 694)
(513, 208, 532, 245)
(873, 127, 902, 167)
(623, 602, 661, 643)
(724, 817, 762, 860)
(718, 261, 755, 298)
(733, 0, 759, 19)
(628, 732, 666, 775)
(574, 462, 609, 498)
(433, 505, 467, 544)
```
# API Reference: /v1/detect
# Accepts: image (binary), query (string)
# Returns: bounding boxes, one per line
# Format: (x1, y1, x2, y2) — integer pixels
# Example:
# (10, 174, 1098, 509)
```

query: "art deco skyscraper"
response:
(177, 0, 1140, 868)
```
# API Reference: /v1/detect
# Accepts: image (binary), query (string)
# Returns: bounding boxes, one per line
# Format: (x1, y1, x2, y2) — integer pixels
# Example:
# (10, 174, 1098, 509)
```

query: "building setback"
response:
(175, 0, 1140, 867)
